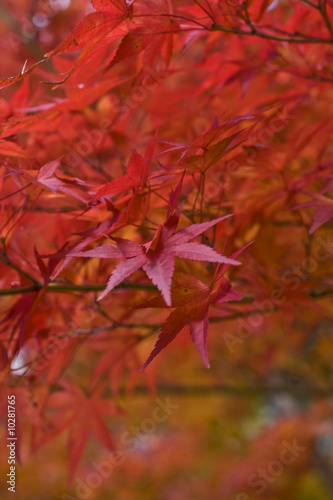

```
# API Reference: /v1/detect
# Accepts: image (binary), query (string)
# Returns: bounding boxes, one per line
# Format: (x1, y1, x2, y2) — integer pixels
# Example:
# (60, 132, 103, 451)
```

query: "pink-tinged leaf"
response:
(69, 246, 126, 259)
(111, 237, 144, 255)
(190, 308, 210, 368)
(168, 214, 234, 245)
(37, 159, 60, 181)
(34, 159, 87, 202)
(70, 240, 141, 259)
(143, 254, 175, 306)
(210, 276, 244, 304)
(310, 205, 333, 234)
(47, 182, 86, 203)
(294, 194, 333, 234)
(98, 254, 147, 301)
(52, 214, 121, 279)
(66, 186, 240, 309)
(170, 242, 240, 265)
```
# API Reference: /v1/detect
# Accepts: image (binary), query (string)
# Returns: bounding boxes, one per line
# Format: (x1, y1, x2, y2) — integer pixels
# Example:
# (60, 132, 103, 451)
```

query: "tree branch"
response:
(211, 23, 333, 44)
(0, 246, 39, 285)
(0, 281, 332, 302)
(318, 0, 333, 39)
(0, 281, 157, 296)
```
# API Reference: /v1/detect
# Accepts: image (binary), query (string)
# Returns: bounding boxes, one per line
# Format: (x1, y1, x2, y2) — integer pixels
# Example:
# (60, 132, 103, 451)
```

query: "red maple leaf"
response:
(71, 195, 240, 306)
(90, 140, 155, 203)
(43, 380, 121, 483)
(5, 159, 88, 202)
(295, 192, 333, 234)
(137, 242, 252, 370)
(43, 0, 129, 84)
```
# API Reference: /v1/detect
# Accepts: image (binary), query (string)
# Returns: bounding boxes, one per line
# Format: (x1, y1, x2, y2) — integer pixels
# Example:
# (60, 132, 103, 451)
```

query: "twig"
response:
(0, 242, 39, 285)
(318, 0, 333, 39)
(212, 23, 333, 44)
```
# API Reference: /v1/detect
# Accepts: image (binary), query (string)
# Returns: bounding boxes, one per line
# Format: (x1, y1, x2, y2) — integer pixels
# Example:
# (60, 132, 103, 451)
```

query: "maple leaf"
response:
(51, 211, 121, 280)
(0, 60, 45, 91)
(90, 141, 155, 203)
(0, 140, 32, 159)
(35, 159, 88, 202)
(34, 245, 66, 285)
(5, 159, 87, 202)
(0, 291, 44, 356)
(137, 242, 252, 370)
(44, 381, 121, 483)
(72, 196, 240, 305)
(44, 1, 129, 84)
(295, 193, 333, 234)
(102, 0, 178, 72)
(48, 183, 145, 279)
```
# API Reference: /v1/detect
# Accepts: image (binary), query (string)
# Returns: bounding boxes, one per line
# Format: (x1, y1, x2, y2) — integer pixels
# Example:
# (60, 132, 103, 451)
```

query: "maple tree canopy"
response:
(0, 0, 333, 498)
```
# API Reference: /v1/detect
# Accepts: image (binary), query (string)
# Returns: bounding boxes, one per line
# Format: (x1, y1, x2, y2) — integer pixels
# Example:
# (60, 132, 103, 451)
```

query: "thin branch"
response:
(0, 243, 39, 285)
(0, 281, 157, 296)
(47, 281, 157, 293)
(318, 0, 333, 39)
(192, 0, 215, 22)
(238, 0, 257, 35)
(0, 280, 333, 302)
(0, 285, 41, 296)
(133, 10, 333, 44)
(212, 23, 333, 44)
